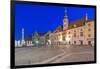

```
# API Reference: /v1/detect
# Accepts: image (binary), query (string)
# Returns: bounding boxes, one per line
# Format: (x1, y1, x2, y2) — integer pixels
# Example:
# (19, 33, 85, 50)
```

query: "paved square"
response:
(15, 45, 94, 66)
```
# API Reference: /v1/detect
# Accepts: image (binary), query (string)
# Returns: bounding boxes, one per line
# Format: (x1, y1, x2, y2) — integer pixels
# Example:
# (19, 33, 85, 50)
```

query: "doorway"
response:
(80, 40, 83, 45)
(88, 41, 91, 45)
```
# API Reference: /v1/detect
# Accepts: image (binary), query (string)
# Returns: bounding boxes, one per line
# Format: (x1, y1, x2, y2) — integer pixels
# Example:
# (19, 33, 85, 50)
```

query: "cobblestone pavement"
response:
(15, 45, 94, 66)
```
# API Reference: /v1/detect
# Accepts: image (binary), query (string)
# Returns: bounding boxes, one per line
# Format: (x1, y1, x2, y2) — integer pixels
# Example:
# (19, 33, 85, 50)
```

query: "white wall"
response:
(0, 0, 99, 69)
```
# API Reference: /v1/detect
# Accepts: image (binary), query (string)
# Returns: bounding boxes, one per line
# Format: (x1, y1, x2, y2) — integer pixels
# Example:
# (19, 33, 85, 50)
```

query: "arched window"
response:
(74, 41, 76, 44)
(74, 33, 76, 37)
(69, 41, 70, 44)
(88, 41, 91, 45)
(63, 36, 66, 41)
(88, 34, 91, 37)
(80, 32, 83, 37)
(88, 28, 91, 31)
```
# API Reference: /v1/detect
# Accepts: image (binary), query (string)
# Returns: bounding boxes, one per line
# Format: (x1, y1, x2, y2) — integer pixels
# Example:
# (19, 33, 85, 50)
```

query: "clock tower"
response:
(63, 9, 69, 30)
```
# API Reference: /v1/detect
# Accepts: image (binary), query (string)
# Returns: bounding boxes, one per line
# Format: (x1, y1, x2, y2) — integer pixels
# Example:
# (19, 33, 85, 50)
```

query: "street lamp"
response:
(35, 40, 39, 44)
(35, 40, 39, 47)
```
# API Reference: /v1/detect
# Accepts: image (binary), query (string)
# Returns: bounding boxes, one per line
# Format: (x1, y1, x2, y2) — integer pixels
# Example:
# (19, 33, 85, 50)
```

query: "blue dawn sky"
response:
(15, 4, 95, 40)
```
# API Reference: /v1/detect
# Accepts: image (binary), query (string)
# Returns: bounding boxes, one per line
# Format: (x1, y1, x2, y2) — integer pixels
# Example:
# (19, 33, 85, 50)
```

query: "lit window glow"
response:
(66, 37, 70, 41)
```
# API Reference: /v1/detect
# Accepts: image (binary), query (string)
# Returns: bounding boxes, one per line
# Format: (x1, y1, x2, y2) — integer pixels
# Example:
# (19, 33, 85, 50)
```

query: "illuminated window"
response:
(88, 34, 91, 37)
(63, 36, 66, 41)
(74, 30, 76, 32)
(88, 28, 91, 31)
(74, 33, 76, 37)
(80, 32, 83, 36)
(80, 29, 83, 31)
(74, 24, 76, 27)
(69, 32, 70, 34)
(74, 41, 76, 44)
(63, 32, 66, 35)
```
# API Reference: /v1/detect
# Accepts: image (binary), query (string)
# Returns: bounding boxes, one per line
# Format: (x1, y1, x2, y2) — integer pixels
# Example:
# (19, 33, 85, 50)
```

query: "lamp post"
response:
(21, 28, 25, 46)
(35, 40, 39, 48)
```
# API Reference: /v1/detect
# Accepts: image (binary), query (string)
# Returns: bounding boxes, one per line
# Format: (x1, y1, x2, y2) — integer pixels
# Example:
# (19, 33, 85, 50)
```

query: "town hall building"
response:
(15, 9, 95, 47)
(49, 9, 94, 47)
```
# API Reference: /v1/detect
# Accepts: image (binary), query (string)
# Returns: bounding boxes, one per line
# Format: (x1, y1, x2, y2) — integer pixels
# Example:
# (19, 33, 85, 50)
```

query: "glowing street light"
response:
(35, 40, 39, 44)
(35, 40, 40, 47)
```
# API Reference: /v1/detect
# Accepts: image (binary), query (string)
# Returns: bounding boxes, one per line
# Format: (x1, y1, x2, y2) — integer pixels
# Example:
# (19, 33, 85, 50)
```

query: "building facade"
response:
(50, 9, 95, 46)
(15, 9, 95, 47)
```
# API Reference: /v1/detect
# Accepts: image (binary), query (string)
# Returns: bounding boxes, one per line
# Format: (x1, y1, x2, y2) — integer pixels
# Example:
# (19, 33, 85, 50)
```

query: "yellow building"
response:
(50, 9, 95, 46)
(85, 19, 94, 46)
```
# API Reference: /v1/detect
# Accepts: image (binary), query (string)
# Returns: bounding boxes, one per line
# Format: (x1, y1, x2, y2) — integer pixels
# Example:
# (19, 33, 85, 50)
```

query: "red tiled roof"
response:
(68, 17, 86, 29)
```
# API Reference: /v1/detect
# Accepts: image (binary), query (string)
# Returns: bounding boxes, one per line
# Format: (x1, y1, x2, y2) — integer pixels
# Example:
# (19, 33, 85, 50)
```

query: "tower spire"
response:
(22, 28, 25, 46)
(86, 13, 88, 21)
(63, 8, 69, 30)
(64, 8, 67, 18)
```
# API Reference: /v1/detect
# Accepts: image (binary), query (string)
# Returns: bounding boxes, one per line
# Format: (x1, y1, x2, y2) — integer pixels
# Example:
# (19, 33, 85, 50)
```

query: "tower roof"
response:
(22, 28, 24, 31)
(64, 8, 67, 18)
(85, 13, 88, 21)
(68, 17, 86, 29)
